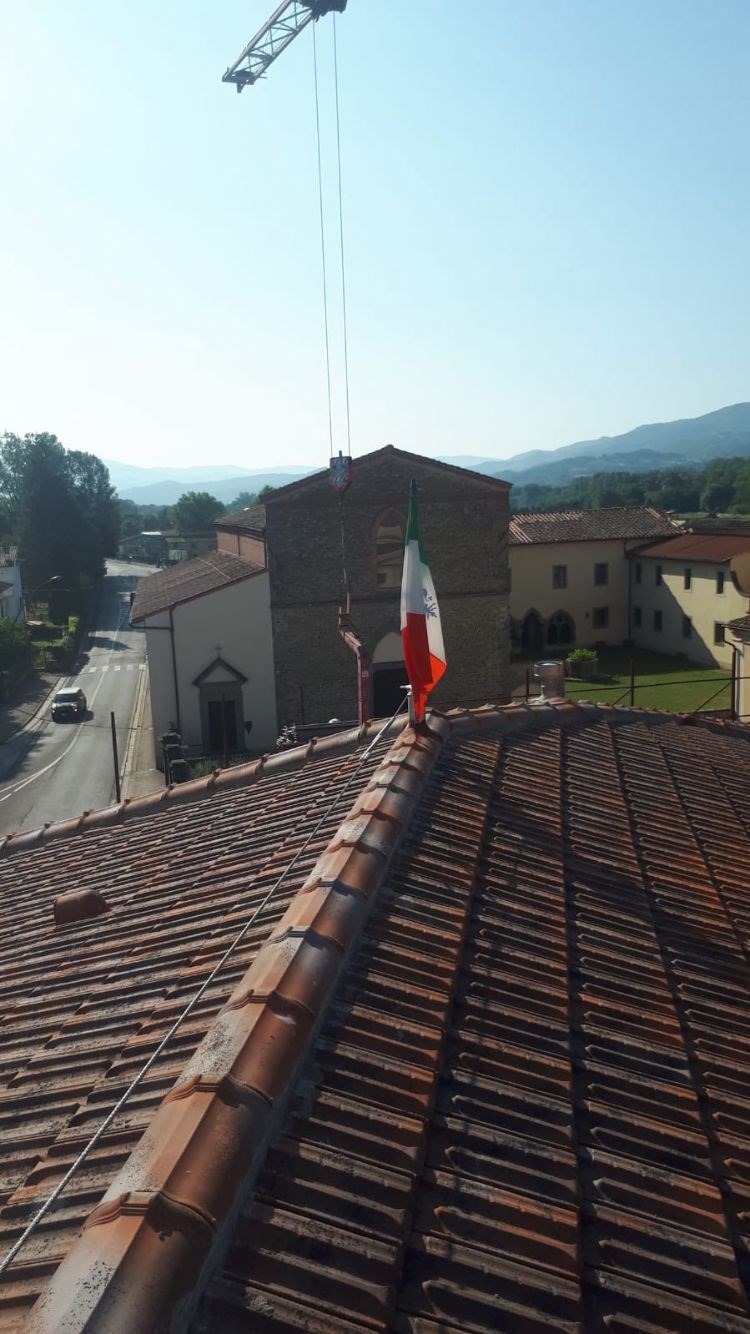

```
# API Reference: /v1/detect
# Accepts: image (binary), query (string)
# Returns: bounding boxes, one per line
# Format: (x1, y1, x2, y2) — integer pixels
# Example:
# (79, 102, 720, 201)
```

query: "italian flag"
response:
(400, 482, 446, 722)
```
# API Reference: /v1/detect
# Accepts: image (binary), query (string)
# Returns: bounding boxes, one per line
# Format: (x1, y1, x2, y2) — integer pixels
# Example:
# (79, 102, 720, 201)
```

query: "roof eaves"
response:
(26, 713, 450, 1333)
(130, 564, 265, 623)
(0, 717, 409, 859)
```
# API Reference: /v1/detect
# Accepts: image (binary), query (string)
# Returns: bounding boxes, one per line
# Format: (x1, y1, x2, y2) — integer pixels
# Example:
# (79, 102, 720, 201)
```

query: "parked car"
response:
(51, 688, 87, 722)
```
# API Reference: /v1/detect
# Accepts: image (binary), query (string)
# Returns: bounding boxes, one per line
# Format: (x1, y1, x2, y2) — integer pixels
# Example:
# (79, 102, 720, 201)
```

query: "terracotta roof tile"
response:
(7, 702, 750, 1331)
(215, 504, 267, 534)
(510, 506, 675, 545)
(190, 708, 750, 1334)
(728, 615, 750, 637)
(635, 532, 750, 561)
(130, 549, 264, 621)
(0, 721, 406, 1326)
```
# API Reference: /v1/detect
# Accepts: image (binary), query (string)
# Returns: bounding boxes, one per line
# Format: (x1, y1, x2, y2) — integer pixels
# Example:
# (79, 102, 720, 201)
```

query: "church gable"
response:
(265, 444, 509, 508)
(192, 655, 248, 688)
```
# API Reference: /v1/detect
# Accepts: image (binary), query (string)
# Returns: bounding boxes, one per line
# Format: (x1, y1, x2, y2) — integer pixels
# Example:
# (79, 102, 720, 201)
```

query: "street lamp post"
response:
(14, 574, 61, 624)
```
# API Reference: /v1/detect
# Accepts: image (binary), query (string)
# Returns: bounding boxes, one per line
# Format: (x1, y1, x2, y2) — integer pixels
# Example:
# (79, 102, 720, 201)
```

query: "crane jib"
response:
(222, 0, 348, 92)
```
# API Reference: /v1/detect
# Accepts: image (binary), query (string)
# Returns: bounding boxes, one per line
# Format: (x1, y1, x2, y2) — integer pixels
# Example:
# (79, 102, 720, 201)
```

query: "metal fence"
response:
(517, 662, 750, 720)
(164, 668, 750, 784)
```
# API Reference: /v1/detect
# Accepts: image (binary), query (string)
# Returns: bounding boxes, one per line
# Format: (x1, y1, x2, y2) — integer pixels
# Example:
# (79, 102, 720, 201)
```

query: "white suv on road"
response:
(51, 688, 87, 722)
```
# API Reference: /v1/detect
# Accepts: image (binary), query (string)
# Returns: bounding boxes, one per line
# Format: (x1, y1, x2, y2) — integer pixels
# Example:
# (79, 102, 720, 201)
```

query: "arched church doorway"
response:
(372, 631, 408, 717)
(521, 610, 544, 656)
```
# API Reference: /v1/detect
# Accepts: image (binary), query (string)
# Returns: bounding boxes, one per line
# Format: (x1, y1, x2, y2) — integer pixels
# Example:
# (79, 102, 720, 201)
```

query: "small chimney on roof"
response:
(54, 888, 108, 927)
(534, 660, 565, 701)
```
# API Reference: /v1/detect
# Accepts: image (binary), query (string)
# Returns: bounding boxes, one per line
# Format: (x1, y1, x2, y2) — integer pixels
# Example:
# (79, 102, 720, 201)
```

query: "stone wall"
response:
(266, 447, 510, 725)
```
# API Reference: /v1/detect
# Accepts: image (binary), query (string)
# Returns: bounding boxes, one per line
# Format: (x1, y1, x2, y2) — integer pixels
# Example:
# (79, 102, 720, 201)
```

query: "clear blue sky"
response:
(2, 1, 749, 471)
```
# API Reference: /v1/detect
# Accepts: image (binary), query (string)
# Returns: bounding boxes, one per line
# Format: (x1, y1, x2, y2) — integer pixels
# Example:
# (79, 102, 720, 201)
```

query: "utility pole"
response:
(110, 712, 122, 805)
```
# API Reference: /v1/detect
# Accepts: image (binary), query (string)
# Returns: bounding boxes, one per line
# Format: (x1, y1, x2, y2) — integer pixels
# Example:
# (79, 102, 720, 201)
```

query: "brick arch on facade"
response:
(373, 630, 404, 665)
(371, 629, 407, 717)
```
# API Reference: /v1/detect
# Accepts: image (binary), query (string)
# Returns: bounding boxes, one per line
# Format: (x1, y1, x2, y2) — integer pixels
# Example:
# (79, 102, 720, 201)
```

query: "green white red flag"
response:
(400, 481, 446, 722)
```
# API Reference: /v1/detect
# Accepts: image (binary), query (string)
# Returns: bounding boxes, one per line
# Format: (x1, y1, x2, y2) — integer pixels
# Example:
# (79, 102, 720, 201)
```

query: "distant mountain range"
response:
(115, 472, 314, 506)
(479, 402, 750, 487)
(103, 403, 750, 504)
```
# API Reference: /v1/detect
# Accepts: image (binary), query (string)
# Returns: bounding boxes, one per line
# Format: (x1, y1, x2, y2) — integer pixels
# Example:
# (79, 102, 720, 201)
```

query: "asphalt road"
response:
(0, 560, 155, 836)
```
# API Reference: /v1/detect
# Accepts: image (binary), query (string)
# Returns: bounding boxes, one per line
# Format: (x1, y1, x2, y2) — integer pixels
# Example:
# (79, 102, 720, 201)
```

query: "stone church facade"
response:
(224, 445, 511, 728)
(135, 445, 511, 760)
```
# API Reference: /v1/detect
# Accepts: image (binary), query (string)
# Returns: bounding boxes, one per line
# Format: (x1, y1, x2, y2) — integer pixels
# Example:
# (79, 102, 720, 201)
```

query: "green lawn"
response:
(563, 647, 731, 713)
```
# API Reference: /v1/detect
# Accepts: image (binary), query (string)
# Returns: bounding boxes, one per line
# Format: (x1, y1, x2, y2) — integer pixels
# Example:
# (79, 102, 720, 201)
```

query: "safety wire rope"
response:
(0, 697, 409, 1275)
(312, 21, 334, 455)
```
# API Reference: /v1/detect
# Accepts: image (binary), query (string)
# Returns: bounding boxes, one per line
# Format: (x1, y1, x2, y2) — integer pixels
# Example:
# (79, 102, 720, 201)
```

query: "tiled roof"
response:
(215, 504, 267, 534)
(510, 506, 675, 545)
(0, 720, 400, 1326)
(130, 549, 264, 620)
(688, 518, 750, 536)
(728, 615, 750, 638)
(8, 701, 750, 1330)
(635, 532, 750, 562)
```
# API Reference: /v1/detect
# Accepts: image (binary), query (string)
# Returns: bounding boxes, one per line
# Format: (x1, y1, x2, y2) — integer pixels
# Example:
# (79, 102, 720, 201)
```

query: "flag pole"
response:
(400, 475, 446, 727)
(407, 479, 418, 728)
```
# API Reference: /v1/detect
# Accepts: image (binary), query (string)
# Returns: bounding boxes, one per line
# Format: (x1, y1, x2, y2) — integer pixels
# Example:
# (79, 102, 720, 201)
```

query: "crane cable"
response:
(312, 21, 334, 455)
(313, 15, 352, 460)
(333, 13, 352, 455)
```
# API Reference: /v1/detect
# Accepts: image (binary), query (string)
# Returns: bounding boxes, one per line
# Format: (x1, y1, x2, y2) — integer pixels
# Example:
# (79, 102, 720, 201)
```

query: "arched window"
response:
(520, 610, 544, 656)
(374, 509, 404, 588)
(546, 611, 575, 648)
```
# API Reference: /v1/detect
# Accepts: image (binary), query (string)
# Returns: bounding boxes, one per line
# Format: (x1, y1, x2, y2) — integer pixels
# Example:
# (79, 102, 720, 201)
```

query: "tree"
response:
(118, 499, 142, 539)
(228, 490, 257, 511)
(66, 450, 120, 570)
(227, 484, 275, 511)
(699, 457, 745, 513)
(170, 491, 226, 534)
(0, 620, 34, 689)
(0, 432, 120, 598)
(13, 435, 81, 590)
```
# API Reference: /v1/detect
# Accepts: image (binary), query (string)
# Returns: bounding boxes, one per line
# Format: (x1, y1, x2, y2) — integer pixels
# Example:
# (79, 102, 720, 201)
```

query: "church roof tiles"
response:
(3, 702, 750, 1331)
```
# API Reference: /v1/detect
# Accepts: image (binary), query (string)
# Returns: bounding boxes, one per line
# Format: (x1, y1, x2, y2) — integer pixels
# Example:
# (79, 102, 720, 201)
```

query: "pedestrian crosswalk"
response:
(74, 663, 146, 675)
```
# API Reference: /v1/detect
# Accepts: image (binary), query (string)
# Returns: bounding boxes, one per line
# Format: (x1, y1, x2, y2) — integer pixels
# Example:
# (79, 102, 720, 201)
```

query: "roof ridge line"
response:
(25, 713, 451, 1333)
(442, 697, 750, 740)
(0, 717, 409, 859)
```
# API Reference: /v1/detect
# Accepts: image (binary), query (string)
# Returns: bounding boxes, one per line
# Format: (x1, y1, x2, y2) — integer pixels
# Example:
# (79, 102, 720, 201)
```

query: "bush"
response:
(49, 630, 75, 666)
(0, 620, 35, 678)
(567, 647, 597, 662)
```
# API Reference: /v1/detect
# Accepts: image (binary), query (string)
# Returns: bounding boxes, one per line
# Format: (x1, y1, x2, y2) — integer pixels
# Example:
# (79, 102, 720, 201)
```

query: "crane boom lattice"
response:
(223, 0, 347, 91)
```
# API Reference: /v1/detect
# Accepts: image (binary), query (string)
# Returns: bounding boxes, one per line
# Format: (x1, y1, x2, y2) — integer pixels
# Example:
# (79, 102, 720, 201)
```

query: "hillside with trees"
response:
(495, 401, 750, 478)
(117, 483, 275, 541)
(510, 456, 750, 515)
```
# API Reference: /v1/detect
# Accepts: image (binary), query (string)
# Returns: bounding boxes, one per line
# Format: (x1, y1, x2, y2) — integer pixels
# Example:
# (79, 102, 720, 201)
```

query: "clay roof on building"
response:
(728, 614, 750, 638)
(4, 701, 750, 1329)
(215, 504, 267, 535)
(687, 518, 750, 537)
(510, 506, 675, 545)
(0, 719, 401, 1326)
(635, 532, 750, 562)
(130, 549, 265, 620)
